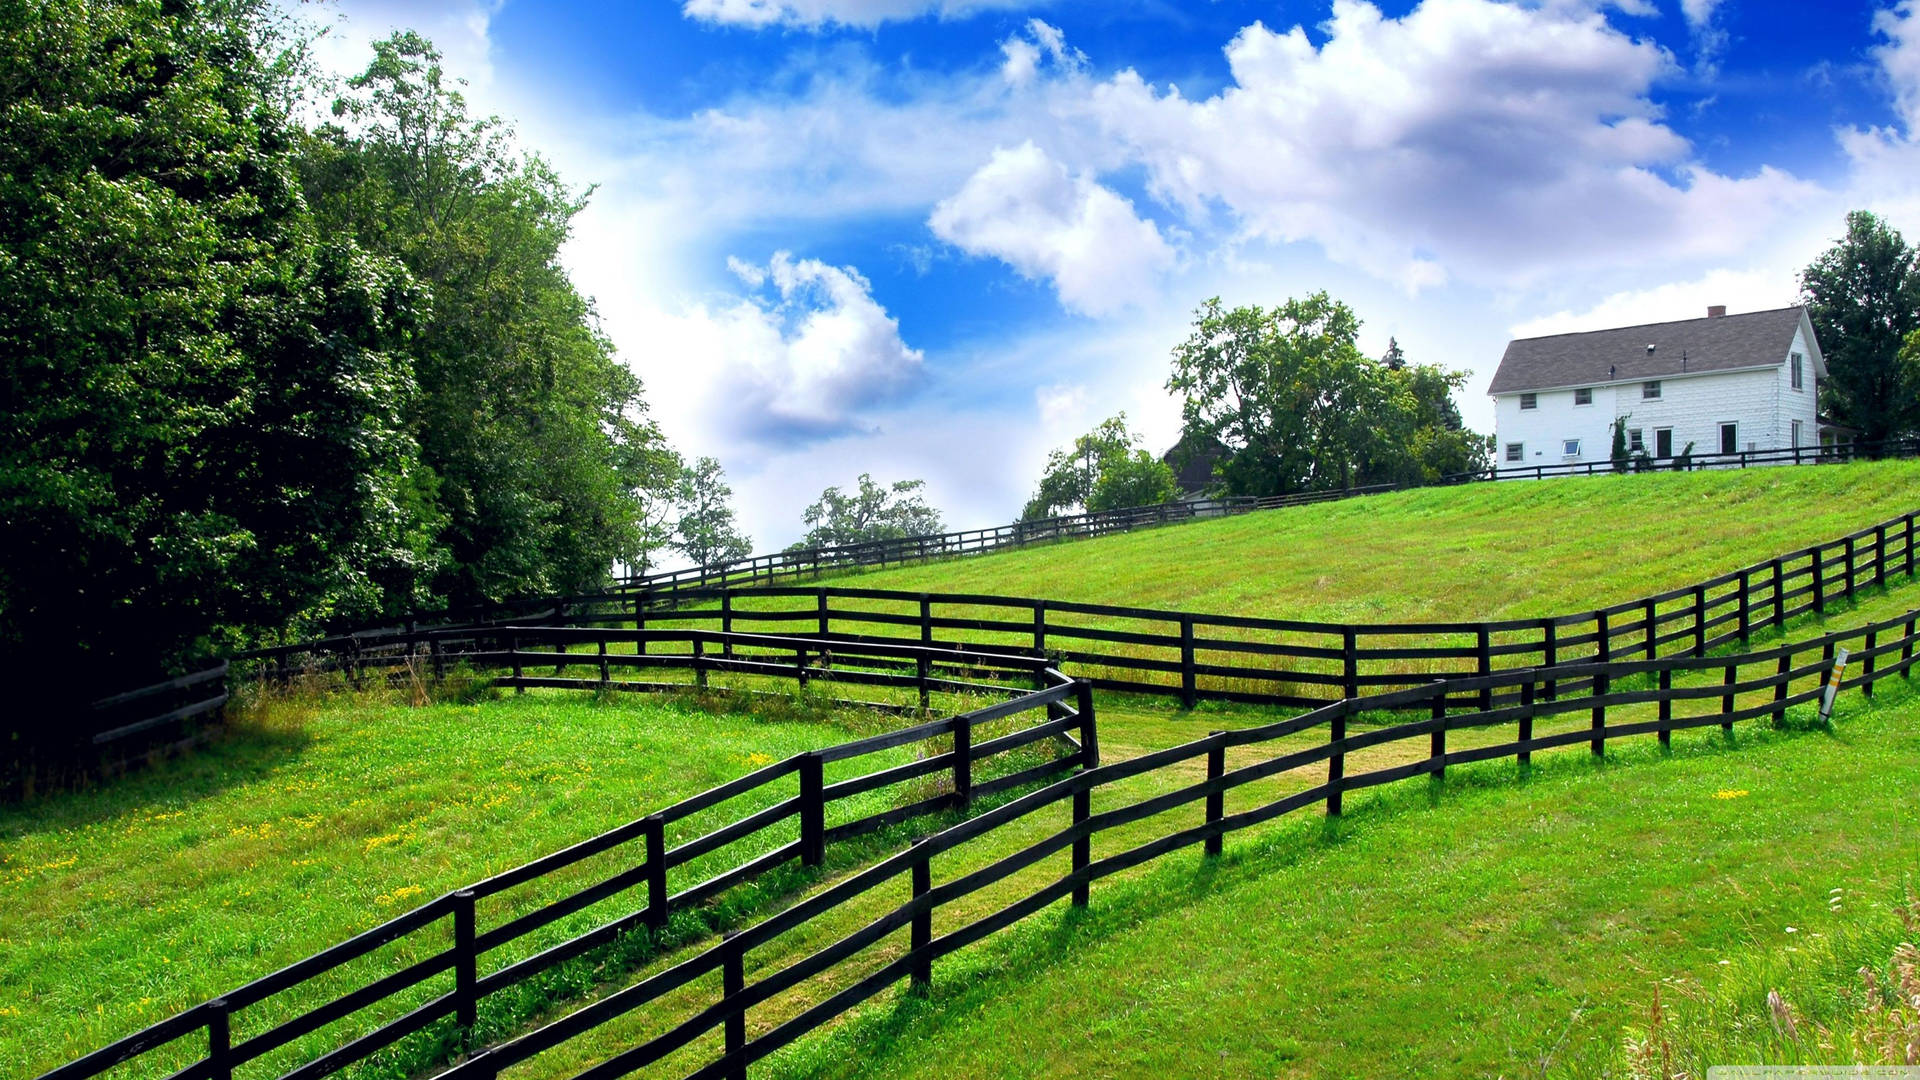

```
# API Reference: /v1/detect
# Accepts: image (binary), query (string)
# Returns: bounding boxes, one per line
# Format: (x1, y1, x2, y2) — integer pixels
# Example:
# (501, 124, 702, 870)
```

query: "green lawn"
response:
(752, 673, 1920, 1080)
(796, 461, 1920, 623)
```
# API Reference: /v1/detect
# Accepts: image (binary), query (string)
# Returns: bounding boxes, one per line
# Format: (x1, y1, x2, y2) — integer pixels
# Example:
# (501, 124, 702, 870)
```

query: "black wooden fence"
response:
(35, 630, 1093, 1080)
(424, 604, 1920, 1080)
(604, 508, 1920, 710)
(617, 439, 1920, 595)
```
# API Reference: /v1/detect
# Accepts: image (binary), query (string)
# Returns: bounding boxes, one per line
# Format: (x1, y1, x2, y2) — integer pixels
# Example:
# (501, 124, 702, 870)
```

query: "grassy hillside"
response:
(755, 679, 1920, 1080)
(803, 462, 1920, 622)
(0, 690, 926, 1078)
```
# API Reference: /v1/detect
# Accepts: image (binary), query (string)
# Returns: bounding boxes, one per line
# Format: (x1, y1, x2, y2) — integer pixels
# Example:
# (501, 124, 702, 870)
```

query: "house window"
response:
(1654, 428, 1673, 458)
(1505, 442, 1524, 463)
(1573, 388, 1592, 406)
(1519, 393, 1538, 410)
(1792, 419, 1803, 448)
(1563, 438, 1582, 457)
(1629, 428, 1644, 453)
(1791, 353, 1804, 390)
(1719, 422, 1737, 455)
(1643, 380, 1662, 400)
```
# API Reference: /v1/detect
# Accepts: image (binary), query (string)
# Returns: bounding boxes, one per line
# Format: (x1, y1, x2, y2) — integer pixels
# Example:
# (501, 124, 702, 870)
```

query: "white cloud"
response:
(930, 142, 1176, 316)
(1072, 0, 1817, 290)
(1840, 2, 1920, 225)
(1509, 265, 1801, 338)
(681, 0, 1032, 30)
(303, 0, 503, 101)
(651, 253, 926, 448)
(1000, 18, 1085, 87)
(1872, 1, 1920, 130)
(1680, 0, 1729, 75)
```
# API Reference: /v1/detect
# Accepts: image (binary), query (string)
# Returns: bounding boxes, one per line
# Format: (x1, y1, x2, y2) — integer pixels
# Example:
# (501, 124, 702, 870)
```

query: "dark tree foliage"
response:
(1, 0, 433, 724)
(673, 457, 752, 571)
(794, 474, 942, 550)
(1021, 413, 1176, 520)
(301, 32, 669, 606)
(1800, 211, 1920, 445)
(1166, 294, 1488, 495)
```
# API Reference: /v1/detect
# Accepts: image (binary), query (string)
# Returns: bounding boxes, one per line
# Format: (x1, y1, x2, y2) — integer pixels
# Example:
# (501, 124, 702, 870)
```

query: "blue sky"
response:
(309, 0, 1920, 550)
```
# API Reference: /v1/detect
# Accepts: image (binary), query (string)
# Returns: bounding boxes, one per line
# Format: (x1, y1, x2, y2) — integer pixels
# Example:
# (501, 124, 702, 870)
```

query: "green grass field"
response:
(11, 463, 1920, 1080)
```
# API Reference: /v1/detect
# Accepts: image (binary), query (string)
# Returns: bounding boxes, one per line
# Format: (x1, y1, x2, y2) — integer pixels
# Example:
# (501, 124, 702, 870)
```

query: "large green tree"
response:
(1800, 210, 1920, 445)
(300, 32, 670, 605)
(1021, 413, 1175, 520)
(672, 457, 752, 571)
(1167, 293, 1485, 494)
(0, 0, 436, 723)
(795, 474, 942, 550)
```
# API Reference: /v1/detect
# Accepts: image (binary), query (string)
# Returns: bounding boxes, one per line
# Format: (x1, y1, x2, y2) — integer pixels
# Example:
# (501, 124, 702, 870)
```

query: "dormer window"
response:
(1642, 380, 1662, 400)
(1519, 393, 1538, 410)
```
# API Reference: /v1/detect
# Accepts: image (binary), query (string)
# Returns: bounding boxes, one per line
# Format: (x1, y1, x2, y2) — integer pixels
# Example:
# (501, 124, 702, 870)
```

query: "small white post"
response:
(1818, 646, 1850, 724)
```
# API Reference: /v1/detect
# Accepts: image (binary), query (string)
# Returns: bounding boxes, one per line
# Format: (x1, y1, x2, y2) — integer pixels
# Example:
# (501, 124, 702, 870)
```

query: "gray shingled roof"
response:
(1488, 306, 1806, 395)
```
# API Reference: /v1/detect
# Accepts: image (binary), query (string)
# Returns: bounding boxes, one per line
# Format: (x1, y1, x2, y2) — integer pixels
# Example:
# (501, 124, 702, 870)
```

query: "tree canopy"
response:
(1, 1, 682, 750)
(795, 474, 943, 550)
(1800, 210, 1920, 444)
(1022, 413, 1177, 520)
(672, 457, 752, 571)
(1166, 293, 1487, 495)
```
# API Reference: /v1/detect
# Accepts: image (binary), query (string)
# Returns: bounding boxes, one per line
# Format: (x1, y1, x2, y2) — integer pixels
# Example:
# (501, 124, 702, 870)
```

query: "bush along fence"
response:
(617, 438, 1920, 595)
(33, 629, 1096, 1080)
(420, 601, 1920, 1080)
(604, 508, 1920, 710)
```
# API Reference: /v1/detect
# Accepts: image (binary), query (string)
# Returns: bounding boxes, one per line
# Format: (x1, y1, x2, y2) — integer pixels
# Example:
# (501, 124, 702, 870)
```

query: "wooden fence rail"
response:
(432, 603, 1919, 1080)
(34, 631, 1092, 1080)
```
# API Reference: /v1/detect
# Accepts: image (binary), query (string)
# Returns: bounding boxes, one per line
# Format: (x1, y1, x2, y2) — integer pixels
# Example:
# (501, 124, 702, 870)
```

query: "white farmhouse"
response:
(1489, 305, 1827, 469)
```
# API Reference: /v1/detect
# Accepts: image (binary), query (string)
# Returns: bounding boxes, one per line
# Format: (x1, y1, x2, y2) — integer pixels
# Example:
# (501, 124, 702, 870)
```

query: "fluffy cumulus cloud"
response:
(681, 0, 1030, 30)
(930, 142, 1176, 317)
(1509, 265, 1803, 338)
(1680, 0, 1729, 74)
(650, 253, 926, 449)
(1840, 2, 1920, 222)
(1072, 0, 1817, 290)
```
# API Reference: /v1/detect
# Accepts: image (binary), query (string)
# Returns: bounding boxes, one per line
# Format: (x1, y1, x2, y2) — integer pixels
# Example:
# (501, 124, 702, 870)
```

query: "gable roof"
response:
(1488, 306, 1814, 396)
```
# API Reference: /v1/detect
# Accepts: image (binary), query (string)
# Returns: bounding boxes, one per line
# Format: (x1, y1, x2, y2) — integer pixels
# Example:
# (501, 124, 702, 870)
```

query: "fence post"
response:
(910, 838, 932, 992)
(207, 999, 232, 1080)
(1071, 783, 1091, 908)
(1075, 679, 1099, 769)
(1907, 616, 1917, 679)
(636, 597, 648, 656)
(1657, 668, 1673, 749)
(1429, 682, 1448, 780)
(800, 752, 825, 867)
(920, 595, 932, 646)
(598, 638, 609, 686)
(917, 655, 930, 711)
(1737, 569, 1751, 642)
(1591, 670, 1609, 758)
(817, 588, 829, 638)
(1517, 679, 1535, 769)
(1876, 525, 1888, 588)
(1476, 627, 1492, 711)
(1773, 652, 1791, 725)
(721, 593, 733, 659)
(1033, 600, 1046, 654)
(1342, 628, 1358, 700)
(1643, 599, 1658, 659)
(723, 931, 745, 1080)
(1542, 621, 1558, 701)
(1845, 536, 1857, 598)
(509, 633, 523, 694)
(1863, 629, 1878, 697)
(1180, 616, 1197, 709)
(454, 889, 477, 1040)
(1908, 514, 1916, 577)
(645, 814, 669, 934)
(1204, 732, 1226, 856)
(952, 715, 972, 812)
(1692, 585, 1707, 656)
(693, 637, 707, 689)
(1721, 661, 1737, 734)
(1596, 610, 1610, 662)
(1326, 701, 1346, 817)
(796, 645, 808, 690)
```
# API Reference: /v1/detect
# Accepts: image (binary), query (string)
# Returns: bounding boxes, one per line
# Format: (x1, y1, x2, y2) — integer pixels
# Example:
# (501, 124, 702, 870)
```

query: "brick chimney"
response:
(1707, 304, 1727, 318)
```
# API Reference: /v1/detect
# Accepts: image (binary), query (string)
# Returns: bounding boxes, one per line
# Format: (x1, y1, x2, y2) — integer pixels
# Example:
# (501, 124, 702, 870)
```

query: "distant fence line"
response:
(37, 630, 1092, 1080)
(46, 598, 1919, 1080)
(617, 438, 1920, 595)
